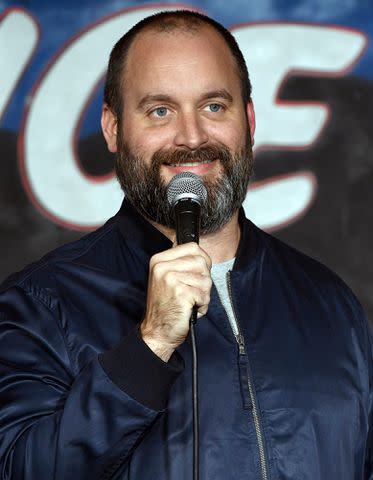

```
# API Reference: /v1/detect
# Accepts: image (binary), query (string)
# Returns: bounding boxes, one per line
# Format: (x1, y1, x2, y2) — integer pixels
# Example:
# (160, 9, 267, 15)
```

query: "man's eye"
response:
(208, 103, 222, 113)
(152, 107, 168, 117)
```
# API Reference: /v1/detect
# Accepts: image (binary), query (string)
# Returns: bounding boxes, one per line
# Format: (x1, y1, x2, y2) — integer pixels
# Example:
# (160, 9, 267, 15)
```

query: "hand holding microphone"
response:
(140, 173, 212, 361)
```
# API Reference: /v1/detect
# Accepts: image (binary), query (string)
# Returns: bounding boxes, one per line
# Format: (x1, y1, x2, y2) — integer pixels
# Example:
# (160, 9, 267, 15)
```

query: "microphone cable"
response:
(190, 306, 199, 480)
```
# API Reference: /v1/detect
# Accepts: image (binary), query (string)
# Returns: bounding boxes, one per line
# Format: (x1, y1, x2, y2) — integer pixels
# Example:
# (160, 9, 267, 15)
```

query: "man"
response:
(0, 10, 372, 479)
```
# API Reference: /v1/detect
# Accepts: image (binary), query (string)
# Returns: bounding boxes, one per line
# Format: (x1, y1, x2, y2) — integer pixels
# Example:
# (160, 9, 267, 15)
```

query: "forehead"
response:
(122, 25, 240, 101)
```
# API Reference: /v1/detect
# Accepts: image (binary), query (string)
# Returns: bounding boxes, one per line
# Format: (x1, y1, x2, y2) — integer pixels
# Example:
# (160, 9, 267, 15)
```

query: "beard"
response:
(115, 133, 253, 235)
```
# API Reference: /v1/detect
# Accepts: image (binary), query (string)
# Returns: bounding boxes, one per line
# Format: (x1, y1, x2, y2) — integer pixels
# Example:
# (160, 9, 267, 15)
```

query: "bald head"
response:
(103, 10, 252, 120)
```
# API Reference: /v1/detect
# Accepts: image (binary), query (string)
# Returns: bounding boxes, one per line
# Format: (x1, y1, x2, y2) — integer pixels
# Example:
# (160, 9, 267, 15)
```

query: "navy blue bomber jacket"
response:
(0, 199, 372, 479)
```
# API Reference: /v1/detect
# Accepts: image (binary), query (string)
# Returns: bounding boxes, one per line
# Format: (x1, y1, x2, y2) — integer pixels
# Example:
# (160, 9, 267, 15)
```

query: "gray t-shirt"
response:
(211, 258, 238, 337)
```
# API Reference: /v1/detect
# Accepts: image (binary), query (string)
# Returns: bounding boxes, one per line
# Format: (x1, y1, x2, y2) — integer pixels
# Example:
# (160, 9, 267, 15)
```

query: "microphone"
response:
(166, 172, 207, 245)
(167, 171, 206, 480)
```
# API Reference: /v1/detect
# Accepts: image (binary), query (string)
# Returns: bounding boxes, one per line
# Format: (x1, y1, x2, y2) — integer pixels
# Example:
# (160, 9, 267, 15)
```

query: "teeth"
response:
(169, 160, 213, 167)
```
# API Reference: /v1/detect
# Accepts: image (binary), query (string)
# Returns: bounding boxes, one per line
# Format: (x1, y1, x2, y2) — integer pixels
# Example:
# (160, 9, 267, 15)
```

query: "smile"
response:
(163, 159, 217, 175)
(168, 160, 214, 167)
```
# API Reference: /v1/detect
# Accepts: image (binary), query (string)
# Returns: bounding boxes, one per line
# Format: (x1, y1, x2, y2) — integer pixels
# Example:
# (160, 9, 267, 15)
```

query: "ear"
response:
(246, 100, 256, 146)
(101, 104, 118, 153)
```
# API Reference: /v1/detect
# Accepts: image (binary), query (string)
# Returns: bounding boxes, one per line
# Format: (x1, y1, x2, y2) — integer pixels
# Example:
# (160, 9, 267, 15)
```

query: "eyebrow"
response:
(201, 89, 233, 103)
(137, 94, 174, 110)
(137, 89, 233, 110)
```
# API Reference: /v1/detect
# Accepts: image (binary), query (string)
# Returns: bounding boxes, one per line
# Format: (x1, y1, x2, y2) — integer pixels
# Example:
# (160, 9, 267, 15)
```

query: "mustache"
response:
(151, 144, 232, 167)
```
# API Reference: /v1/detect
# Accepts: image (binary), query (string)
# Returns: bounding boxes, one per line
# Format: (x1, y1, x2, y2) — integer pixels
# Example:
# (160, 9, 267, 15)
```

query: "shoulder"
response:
(0, 217, 120, 300)
(246, 218, 365, 322)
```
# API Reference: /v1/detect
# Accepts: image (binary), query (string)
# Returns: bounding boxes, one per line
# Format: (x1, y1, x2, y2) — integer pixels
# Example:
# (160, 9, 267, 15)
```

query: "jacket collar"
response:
(116, 198, 263, 271)
(235, 207, 262, 272)
(116, 199, 173, 258)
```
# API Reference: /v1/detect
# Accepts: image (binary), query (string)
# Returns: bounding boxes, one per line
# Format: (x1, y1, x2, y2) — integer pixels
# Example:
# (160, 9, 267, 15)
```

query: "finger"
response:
(171, 283, 210, 313)
(197, 306, 208, 318)
(151, 243, 212, 270)
(163, 271, 212, 293)
(152, 256, 212, 279)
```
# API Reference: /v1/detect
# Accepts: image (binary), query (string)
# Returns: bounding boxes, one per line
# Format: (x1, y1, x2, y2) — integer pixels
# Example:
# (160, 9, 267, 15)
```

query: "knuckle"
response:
(151, 261, 160, 274)
(150, 252, 161, 267)
(202, 276, 212, 290)
(187, 243, 201, 257)
(152, 262, 164, 279)
(149, 257, 155, 271)
(190, 242, 200, 252)
(192, 255, 208, 274)
(202, 256, 212, 272)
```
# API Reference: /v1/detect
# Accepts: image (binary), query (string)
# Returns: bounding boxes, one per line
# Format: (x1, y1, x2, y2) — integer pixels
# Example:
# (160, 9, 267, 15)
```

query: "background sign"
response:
(1, 1, 372, 322)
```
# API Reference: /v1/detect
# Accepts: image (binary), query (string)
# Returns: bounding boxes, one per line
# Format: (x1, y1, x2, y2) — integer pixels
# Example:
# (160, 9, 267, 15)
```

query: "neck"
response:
(150, 211, 241, 264)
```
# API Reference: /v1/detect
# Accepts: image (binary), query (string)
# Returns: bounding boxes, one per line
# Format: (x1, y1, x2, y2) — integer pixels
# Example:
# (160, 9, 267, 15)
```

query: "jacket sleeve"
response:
(0, 284, 183, 479)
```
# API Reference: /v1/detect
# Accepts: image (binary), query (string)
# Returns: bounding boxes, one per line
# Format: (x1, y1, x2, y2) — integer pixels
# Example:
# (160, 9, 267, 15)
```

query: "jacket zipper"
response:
(227, 271, 269, 480)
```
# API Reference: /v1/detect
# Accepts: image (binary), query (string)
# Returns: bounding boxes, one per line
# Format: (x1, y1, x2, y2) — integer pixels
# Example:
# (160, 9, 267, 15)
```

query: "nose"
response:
(173, 111, 209, 150)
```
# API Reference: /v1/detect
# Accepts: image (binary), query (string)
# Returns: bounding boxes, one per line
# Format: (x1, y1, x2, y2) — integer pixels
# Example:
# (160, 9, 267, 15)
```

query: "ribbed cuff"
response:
(99, 326, 184, 411)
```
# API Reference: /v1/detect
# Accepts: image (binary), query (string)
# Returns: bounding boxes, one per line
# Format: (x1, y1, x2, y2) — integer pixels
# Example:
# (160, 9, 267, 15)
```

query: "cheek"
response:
(205, 107, 248, 144)
(209, 122, 247, 151)
(122, 122, 173, 159)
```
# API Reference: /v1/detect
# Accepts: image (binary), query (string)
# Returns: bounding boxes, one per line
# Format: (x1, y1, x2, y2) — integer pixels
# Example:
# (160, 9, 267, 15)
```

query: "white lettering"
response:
(233, 23, 366, 229)
(0, 9, 38, 122)
(20, 6, 187, 229)
(245, 172, 316, 231)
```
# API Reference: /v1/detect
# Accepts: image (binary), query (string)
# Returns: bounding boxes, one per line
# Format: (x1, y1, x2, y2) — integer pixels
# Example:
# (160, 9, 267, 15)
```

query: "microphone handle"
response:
(174, 198, 201, 245)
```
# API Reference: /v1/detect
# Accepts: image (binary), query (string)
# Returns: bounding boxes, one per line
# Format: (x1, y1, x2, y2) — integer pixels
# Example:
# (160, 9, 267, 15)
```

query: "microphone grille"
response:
(166, 172, 207, 207)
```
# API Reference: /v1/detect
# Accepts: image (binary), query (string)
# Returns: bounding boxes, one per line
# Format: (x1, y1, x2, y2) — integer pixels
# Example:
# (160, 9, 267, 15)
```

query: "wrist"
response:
(140, 327, 175, 362)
